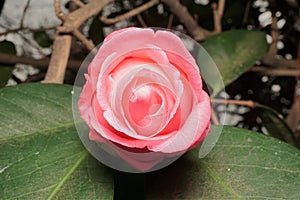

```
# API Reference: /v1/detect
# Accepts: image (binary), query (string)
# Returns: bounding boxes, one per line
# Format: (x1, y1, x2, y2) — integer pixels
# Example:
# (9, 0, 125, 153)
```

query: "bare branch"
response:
(161, 0, 225, 41)
(137, 14, 148, 27)
(0, 52, 81, 69)
(250, 66, 300, 76)
(167, 14, 174, 29)
(100, 0, 159, 24)
(286, 34, 300, 135)
(212, 99, 257, 108)
(269, 17, 279, 55)
(73, 29, 95, 52)
(161, 0, 208, 40)
(54, 0, 66, 21)
(42, 34, 72, 83)
(0, 26, 57, 36)
(262, 55, 297, 68)
(71, 0, 85, 8)
(20, 0, 32, 28)
(43, 0, 113, 83)
(211, 109, 220, 125)
(242, 0, 251, 27)
(211, 0, 225, 33)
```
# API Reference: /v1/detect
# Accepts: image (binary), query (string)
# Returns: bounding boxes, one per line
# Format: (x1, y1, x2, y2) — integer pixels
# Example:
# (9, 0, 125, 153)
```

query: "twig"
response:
(261, 16, 297, 69)
(269, 17, 279, 55)
(211, 0, 225, 33)
(54, 0, 66, 21)
(250, 66, 300, 76)
(23, 72, 46, 83)
(262, 55, 297, 68)
(161, 0, 225, 41)
(0, 52, 81, 69)
(161, 0, 207, 40)
(211, 109, 220, 125)
(71, 0, 85, 8)
(73, 29, 95, 51)
(212, 99, 257, 108)
(167, 14, 174, 29)
(137, 14, 147, 27)
(20, 0, 31, 29)
(100, 0, 159, 24)
(242, 0, 251, 27)
(286, 34, 300, 135)
(0, 26, 57, 36)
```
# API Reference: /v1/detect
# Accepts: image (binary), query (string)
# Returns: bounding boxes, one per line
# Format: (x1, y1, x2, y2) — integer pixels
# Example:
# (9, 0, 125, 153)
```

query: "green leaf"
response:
(1, 84, 300, 199)
(0, 40, 17, 88)
(199, 30, 268, 96)
(0, 83, 113, 199)
(146, 125, 300, 199)
(256, 104, 298, 147)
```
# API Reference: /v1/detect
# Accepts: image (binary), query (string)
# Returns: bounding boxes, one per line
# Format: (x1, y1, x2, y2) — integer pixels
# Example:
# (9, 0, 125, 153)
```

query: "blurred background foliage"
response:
(0, 0, 299, 147)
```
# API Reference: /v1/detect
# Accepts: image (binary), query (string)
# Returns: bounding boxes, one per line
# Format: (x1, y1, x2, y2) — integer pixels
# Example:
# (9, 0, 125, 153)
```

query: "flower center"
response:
(128, 84, 163, 128)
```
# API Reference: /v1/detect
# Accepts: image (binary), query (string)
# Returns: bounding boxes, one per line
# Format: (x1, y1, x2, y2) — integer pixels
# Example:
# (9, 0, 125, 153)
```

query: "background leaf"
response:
(0, 40, 16, 88)
(199, 30, 268, 96)
(256, 104, 299, 147)
(146, 125, 300, 199)
(33, 31, 52, 48)
(0, 83, 113, 199)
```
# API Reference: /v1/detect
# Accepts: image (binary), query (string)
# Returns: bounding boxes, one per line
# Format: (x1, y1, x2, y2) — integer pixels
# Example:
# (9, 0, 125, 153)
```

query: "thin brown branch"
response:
(212, 99, 257, 108)
(73, 29, 95, 51)
(54, 0, 66, 21)
(242, 0, 251, 27)
(0, 52, 81, 69)
(161, 0, 225, 41)
(211, 0, 225, 33)
(250, 66, 300, 76)
(71, 0, 85, 8)
(0, 26, 57, 36)
(167, 14, 174, 29)
(137, 14, 147, 27)
(100, 0, 159, 24)
(286, 34, 300, 135)
(261, 17, 297, 69)
(20, 0, 31, 28)
(161, 0, 208, 40)
(211, 109, 220, 125)
(262, 55, 297, 68)
(269, 17, 279, 55)
(57, 0, 114, 33)
(23, 72, 46, 83)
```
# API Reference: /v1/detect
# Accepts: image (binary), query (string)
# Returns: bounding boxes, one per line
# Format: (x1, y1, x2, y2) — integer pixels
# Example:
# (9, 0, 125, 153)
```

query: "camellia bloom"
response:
(78, 27, 211, 172)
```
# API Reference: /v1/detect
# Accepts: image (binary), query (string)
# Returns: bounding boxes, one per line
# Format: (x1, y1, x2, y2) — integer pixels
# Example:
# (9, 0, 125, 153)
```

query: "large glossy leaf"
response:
(0, 83, 113, 199)
(1, 84, 300, 199)
(146, 125, 300, 199)
(199, 30, 268, 96)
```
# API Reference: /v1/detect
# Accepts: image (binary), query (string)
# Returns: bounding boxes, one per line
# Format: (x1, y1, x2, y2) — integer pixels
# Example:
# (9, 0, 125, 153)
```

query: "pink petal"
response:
(149, 91, 211, 153)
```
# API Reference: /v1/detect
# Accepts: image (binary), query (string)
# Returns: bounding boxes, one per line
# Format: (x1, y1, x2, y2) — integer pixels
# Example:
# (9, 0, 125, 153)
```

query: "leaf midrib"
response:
(46, 150, 89, 200)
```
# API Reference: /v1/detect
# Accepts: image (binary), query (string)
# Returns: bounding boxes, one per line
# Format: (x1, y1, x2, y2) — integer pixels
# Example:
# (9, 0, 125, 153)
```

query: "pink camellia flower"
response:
(78, 27, 211, 172)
